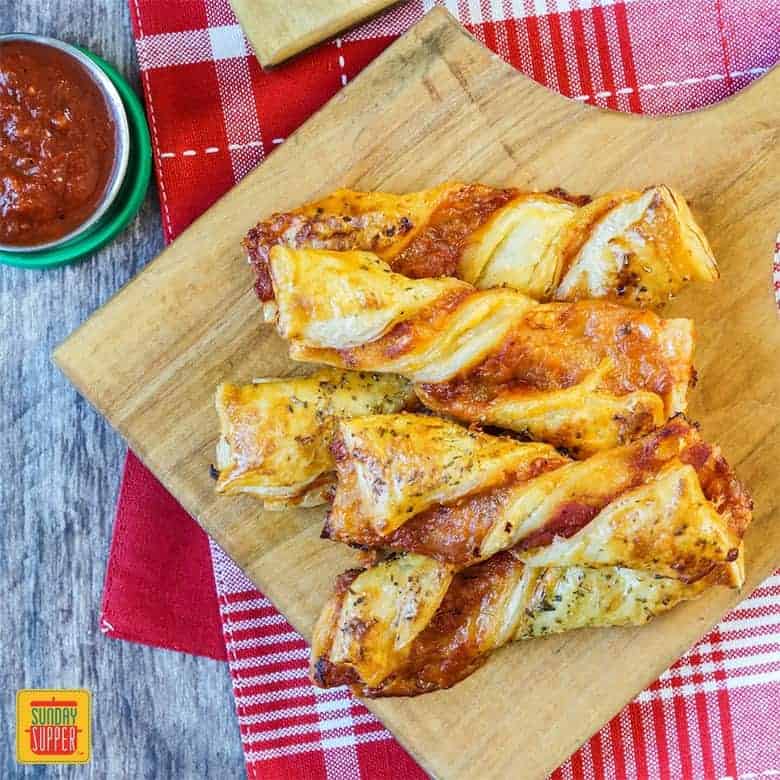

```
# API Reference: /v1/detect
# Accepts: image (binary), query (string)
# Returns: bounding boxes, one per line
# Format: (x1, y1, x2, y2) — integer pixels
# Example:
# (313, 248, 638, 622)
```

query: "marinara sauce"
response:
(0, 40, 116, 247)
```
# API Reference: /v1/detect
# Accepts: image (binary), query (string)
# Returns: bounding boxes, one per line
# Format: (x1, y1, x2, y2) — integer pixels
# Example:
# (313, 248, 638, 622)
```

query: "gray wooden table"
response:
(1, 2, 246, 776)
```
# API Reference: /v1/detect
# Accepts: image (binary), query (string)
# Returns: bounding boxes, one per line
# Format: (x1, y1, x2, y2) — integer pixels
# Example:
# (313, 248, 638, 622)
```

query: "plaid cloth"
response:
(113, 0, 780, 777)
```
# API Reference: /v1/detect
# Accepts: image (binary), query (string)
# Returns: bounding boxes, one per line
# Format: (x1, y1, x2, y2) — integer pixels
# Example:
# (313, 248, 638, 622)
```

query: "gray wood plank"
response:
(0, 1, 246, 776)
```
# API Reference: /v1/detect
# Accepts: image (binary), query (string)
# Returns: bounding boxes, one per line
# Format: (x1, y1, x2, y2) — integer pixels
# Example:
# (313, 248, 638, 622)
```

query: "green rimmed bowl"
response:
(0, 35, 152, 269)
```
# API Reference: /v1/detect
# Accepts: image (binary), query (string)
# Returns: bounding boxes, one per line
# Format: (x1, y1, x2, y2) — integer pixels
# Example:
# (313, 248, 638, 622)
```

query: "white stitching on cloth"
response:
(157, 140, 269, 159)
(336, 37, 348, 87)
(131, 0, 175, 237)
(719, 772, 780, 779)
(151, 66, 769, 160)
(572, 66, 768, 101)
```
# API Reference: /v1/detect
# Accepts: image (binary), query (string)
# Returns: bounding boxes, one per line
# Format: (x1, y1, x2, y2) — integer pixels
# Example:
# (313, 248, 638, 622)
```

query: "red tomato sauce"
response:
(0, 40, 116, 247)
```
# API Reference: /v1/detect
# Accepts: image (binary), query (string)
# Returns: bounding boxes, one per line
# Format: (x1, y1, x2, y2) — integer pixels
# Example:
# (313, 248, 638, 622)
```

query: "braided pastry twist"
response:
(311, 552, 730, 697)
(325, 414, 751, 584)
(311, 413, 751, 697)
(245, 182, 717, 311)
(269, 247, 695, 455)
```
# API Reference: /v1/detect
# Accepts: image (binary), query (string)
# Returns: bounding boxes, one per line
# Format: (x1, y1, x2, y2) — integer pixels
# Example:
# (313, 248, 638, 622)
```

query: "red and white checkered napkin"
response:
(122, 0, 780, 777)
(212, 540, 780, 780)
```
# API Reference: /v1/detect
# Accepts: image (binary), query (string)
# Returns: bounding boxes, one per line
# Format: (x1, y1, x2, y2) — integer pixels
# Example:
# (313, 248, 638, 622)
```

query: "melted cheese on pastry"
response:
(459, 193, 575, 298)
(311, 551, 733, 697)
(329, 412, 564, 538)
(215, 370, 411, 508)
(245, 182, 717, 309)
(269, 247, 695, 455)
(320, 554, 455, 689)
(325, 414, 752, 584)
(553, 186, 717, 305)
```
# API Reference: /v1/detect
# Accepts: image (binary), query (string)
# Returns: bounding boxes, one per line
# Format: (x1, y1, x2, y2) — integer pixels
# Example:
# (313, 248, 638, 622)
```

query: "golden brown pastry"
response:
(268, 247, 696, 455)
(325, 414, 752, 584)
(311, 414, 750, 696)
(214, 370, 411, 508)
(310, 551, 740, 697)
(245, 182, 717, 312)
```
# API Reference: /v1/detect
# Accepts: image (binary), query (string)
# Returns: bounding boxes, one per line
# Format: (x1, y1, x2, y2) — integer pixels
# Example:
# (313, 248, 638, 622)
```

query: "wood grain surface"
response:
(230, 0, 397, 66)
(0, 2, 246, 777)
(55, 8, 780, 780)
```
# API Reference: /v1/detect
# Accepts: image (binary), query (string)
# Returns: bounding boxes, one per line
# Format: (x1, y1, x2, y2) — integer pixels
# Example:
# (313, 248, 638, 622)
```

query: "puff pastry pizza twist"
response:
(310, 414, 752, 697)
(324, 414, 751, 584)
(268, 247, 696, 455)
(310, 551, 732, 697)
(223, 182, 749, 699)
(245, 182, 717, 313)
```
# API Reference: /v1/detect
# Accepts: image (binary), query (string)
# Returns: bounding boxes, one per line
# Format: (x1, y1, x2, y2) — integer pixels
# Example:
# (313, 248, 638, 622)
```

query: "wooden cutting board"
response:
(229, 0, 397, 66)
(55, 9, 780, 779)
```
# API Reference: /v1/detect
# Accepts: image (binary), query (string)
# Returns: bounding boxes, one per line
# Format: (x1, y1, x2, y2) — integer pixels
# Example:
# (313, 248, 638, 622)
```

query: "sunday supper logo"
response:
(16, 689, 91, 764)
